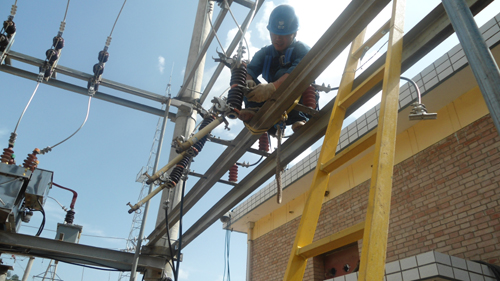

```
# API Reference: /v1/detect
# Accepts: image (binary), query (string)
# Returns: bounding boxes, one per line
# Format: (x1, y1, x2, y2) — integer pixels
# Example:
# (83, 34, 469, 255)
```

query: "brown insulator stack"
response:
(23, 148, 40, 171)
(228, 164, 238, 182)
(1, 146, 14, 164)
(259, 132, 269, 152)
(302, 85, 317, 109)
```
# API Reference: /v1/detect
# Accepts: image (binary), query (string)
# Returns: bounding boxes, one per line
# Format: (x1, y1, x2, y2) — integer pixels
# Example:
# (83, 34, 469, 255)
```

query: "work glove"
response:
(246, 83, 276, 103)
(246, 79, 257, 88)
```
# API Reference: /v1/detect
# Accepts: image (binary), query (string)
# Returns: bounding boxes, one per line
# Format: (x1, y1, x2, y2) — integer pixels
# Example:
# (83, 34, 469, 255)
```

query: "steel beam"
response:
(146, 0, 493, 247)
(0, 64, 174, 118)
(348, 0, 494, 111)
(0, 231, 166, 272)
(234, 0, 255, 9)
(442, 0, 500, 133)
(6, 51, 168, 104)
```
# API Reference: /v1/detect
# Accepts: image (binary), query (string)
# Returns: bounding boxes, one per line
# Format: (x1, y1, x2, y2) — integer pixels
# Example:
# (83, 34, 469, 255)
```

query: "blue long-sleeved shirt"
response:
(246, 40, 310, 83)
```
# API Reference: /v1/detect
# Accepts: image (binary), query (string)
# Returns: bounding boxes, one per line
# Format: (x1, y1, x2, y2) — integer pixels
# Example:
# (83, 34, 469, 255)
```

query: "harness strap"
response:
(284, 47, 294, 65)
(262, 55, 272, 82)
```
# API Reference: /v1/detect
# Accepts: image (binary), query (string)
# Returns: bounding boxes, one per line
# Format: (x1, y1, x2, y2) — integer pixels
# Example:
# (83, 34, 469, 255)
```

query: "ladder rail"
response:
(282, 30, 368, 281)
(282, 0, 406, 280)
(358, 0, 406, 280)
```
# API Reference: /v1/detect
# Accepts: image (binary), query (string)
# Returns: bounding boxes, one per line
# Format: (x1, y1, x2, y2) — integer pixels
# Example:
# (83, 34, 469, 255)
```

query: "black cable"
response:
(164, 206, 176, 275)
(35, 199, 45, 237)
(237, 155, 263, 168)
(174, 178, 187, 281)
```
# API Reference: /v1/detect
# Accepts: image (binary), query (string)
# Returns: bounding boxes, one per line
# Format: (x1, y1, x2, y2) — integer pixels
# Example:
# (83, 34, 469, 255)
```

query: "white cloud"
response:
(178, 268, 189, 280)
(158, 56, 165, 74)
(256, 1, 276, 42)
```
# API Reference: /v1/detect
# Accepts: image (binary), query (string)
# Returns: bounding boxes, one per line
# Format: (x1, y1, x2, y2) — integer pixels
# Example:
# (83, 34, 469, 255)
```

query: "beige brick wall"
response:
(250, 115, 500, 281)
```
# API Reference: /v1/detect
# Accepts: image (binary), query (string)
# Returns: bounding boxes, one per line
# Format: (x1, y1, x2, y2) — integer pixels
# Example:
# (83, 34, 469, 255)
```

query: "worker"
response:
(239, 4, 318, 133)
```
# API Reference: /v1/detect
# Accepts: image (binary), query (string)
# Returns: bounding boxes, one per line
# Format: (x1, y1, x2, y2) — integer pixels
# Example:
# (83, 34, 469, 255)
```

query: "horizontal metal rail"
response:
(6, 51, 168, 104)
(0, 231, 166, 272)
(0, 64, 173, 118)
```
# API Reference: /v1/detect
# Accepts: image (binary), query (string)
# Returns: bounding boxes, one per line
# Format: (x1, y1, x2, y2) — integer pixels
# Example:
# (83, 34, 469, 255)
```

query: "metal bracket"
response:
(409, 102, 437, 120)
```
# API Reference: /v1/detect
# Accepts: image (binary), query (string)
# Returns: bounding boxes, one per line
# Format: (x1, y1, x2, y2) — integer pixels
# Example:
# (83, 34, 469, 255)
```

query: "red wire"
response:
(52, 182, 78, 209)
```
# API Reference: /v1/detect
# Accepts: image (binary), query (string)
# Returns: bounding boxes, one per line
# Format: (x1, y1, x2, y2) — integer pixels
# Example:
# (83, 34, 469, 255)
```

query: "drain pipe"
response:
(246, 222, 255, 281)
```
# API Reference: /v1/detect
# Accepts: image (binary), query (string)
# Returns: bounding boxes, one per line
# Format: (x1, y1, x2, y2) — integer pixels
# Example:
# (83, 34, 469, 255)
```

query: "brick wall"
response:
(250, 115, 500, 281)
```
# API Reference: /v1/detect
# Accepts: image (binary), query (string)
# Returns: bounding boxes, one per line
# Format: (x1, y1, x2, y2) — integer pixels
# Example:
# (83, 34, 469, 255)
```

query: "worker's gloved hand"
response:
(246, 83, 276, 103)
(246, 79, 257, 88)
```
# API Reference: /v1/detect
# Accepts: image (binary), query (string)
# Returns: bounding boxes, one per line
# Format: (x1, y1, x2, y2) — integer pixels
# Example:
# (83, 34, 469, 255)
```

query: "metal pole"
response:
(129, 99, 171, 281)
(245, 222, 254, 281)
(21, 257, 35, 281)
(442, 0, 500, 133)
(153, 1, 212, 279)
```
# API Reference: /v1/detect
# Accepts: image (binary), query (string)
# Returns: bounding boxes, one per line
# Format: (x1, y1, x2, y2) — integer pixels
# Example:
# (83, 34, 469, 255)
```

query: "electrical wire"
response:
(22, 225, 128, 241)
(164, 198, 177, 277)
(40, 95, 92, 154)
(35, 199, 46, 237)
(400, 76, 421, 104)
(13, 82, 41, 134)
(237, 155, 263, 168)
(174, 178, 187, 281)
(52, 182, 78, 209)
(47, 196, 67, 212)
(225, 0, 251, 61)
(0, 177, 21, 186)
(62, 0, 71, 23)
(356, 40, 388, 71)
(109, 0, 127, 37)
(208, 2, 226, 56)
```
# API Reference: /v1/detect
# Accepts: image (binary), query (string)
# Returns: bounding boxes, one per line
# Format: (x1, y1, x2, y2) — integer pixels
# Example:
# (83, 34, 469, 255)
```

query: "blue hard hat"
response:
(267, 5, 299, 35)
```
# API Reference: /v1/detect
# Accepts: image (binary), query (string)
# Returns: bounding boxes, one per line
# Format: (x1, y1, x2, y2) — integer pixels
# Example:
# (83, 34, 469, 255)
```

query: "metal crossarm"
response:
(283, 1, 406, 280)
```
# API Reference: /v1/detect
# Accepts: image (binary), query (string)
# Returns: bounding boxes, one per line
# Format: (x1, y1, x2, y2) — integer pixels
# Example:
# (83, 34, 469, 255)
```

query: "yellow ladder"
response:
(283, 1, 405, 280)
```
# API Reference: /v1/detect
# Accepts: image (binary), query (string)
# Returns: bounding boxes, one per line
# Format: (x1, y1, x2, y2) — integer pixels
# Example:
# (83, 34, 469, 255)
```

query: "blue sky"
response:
(1, 1, 500, 281)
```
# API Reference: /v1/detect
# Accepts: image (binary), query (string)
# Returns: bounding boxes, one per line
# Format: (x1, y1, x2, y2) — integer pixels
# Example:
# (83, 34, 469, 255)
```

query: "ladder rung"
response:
(320, 129, 377, 173)
(338, 66, 384, 109)
(352, 20, 391, 60)
(296, 222, 364, 259)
